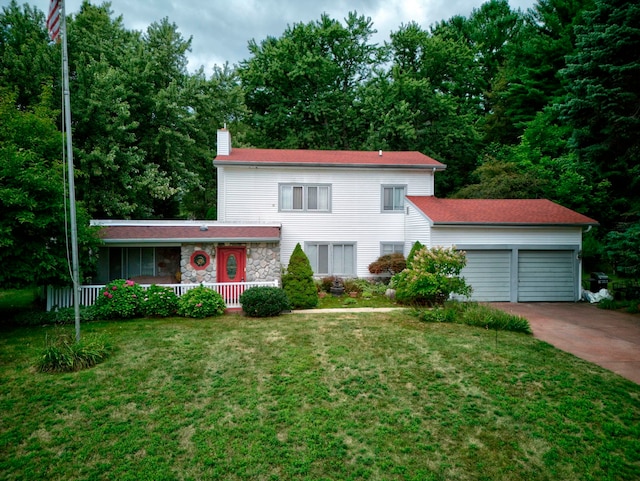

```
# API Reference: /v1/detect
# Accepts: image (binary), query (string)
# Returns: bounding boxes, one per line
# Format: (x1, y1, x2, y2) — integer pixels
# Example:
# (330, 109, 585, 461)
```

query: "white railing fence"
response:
(46, 281, 279, 312)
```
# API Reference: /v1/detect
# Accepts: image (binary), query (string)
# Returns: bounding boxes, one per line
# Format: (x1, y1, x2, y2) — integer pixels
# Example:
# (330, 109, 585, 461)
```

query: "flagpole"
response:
(60, 0, 81, 342)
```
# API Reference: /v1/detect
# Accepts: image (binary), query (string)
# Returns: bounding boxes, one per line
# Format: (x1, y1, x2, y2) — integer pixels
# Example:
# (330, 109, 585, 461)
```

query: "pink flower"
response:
(112, 286, 117, 290)
(107, 293, 113, 299)
(103, 291, 110, 297)
(196, 303, 202, 308)
(126, 280, 135, 286)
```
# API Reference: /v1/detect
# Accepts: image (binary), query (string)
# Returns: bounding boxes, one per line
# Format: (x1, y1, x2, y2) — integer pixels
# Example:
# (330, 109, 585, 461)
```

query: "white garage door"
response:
(518, 250, 576, 302)
(461, 250, 511, 301)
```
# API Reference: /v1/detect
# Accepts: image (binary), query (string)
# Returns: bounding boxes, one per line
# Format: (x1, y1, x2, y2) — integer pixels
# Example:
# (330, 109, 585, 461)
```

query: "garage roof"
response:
(406, 197, 599, 226)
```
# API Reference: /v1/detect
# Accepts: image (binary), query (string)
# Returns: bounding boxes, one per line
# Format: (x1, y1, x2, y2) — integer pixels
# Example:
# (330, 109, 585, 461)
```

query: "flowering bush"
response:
(392, 246, 472, 306)
(177, 285, 226, 318)
(141, 285, 179, 317)
(94, 279, 145, 319)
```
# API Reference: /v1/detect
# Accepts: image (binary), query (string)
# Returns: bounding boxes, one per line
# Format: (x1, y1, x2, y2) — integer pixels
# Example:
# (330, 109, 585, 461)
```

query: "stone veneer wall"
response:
(180, 243, 280, 284)
(246, 242, 281, 283)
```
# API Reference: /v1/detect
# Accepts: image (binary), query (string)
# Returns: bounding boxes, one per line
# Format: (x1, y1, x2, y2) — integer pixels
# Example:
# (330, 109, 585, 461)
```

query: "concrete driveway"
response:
(489, 302, 640, 385)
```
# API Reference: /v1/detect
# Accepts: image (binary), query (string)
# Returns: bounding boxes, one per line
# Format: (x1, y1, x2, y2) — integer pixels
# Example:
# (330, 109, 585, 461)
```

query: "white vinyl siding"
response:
(306, 242, 356, 276)
(217, 166, 434, 276)
(382, 185, 406, 212)
(280, 184, 330, 212)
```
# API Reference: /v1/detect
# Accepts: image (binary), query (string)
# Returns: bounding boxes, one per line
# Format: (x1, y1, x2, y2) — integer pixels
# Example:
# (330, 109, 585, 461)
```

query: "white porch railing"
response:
(46, 281, 279, 312)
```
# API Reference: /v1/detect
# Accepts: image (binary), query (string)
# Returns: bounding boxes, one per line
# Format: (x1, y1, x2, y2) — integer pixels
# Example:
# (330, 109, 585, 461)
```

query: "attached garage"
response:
(459, 248, 578, 302)
(405, 197, 599, 303)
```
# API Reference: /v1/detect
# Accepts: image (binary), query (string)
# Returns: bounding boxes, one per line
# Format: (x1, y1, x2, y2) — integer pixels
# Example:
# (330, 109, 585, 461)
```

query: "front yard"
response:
(1, 312, 639, 480)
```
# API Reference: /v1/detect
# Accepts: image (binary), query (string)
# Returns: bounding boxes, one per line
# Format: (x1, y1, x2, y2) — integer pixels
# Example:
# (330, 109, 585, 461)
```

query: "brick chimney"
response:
(217, 127, 231, 156)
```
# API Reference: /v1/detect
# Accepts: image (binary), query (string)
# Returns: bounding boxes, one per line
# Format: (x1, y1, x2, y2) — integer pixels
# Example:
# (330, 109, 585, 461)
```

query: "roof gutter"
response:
(431, 221, 600, 227)
(213, 161, 447, 170)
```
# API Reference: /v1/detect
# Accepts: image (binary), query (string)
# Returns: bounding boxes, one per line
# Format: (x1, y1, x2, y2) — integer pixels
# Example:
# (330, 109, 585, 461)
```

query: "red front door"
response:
(217, 247, 246, 283)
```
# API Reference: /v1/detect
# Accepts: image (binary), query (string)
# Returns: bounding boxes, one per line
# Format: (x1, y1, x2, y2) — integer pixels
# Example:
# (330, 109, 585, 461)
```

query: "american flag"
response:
(47, 0, 61, 42)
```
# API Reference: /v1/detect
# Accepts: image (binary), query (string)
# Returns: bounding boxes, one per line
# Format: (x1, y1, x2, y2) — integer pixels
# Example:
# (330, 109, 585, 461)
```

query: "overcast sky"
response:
(4, 0, 538, 73)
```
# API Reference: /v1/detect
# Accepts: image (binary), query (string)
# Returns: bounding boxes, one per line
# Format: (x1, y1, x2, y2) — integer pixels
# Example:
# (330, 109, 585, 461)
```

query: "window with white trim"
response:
(280, 184, 331, 212)
(381, 243, 404, 256)
(382, 185, 406, 212)
(306, 242, 356, 276)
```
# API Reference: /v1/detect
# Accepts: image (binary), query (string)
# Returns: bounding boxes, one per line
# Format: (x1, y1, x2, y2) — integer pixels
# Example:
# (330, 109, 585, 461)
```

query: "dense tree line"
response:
(1, 0, 638, 286)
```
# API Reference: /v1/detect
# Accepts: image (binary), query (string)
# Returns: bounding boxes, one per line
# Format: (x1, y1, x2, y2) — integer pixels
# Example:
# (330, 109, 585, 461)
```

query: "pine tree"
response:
(560, 0, 640, 223)
(282, 243, 318, 309)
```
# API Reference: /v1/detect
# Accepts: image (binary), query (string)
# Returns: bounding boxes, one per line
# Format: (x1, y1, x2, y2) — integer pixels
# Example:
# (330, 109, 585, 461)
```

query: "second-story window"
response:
(382, 185, 406, 212)
(280, 184, 331, 212)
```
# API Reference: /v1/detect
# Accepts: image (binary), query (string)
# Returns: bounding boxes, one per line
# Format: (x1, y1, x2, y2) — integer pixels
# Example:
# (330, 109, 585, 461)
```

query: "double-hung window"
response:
(280, 184, 330, 212)
(382, 185, 406, 212)
(381, 243, 405, 256)
(306, 242, 356, 276)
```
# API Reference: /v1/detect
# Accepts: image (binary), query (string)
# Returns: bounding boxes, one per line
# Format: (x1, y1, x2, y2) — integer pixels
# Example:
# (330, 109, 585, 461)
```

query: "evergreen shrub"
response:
(282, 243, 318, 309)
(240, 286, 291, 317)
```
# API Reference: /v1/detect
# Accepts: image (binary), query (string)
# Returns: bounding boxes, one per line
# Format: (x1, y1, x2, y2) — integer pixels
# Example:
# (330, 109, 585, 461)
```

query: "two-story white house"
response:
(92, 128, 598, 303)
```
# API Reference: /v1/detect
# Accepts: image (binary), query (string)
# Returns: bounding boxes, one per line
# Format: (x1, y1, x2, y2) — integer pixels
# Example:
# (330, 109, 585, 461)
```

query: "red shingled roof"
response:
(97, 224, 281, 242)
(407, 197, 598, 226)
(214, 148, 445, 168)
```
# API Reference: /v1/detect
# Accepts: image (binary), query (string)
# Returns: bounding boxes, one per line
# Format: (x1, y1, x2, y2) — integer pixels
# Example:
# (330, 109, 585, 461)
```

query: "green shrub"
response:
(141, 285, 179, 317)
(392, 246, 471, 306)
(282, 243, 318, 309)
(240, 286, 291, 317)
(93, 279, 145, 320)
(177, 285, 226, 318)
(36, 329, 112, 373)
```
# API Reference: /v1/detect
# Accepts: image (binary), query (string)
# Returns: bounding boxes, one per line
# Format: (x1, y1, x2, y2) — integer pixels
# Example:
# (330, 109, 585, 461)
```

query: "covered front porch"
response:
(46, 280, 279, 311)
(46, 220, 284, 312)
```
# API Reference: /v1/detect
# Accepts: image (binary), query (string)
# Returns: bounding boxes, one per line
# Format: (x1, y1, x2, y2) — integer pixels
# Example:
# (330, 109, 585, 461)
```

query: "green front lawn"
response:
(1, 312, 639, 480)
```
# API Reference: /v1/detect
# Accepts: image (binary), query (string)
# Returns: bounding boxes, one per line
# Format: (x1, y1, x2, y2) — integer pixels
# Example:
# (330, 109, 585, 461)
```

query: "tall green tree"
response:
(0, 89, 100, 288)
(432, 0, 524, 118)
(0, 1, 57, 111)
(239, 12, 380, 149)
(559, 0, 640, 223)
(362, 22, 481, 196)
(486, 0, 595, 144)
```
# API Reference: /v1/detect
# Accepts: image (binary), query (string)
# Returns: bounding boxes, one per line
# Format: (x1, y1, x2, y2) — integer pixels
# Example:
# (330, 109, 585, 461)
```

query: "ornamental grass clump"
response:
(240, 286, 291, 317)
(415, 301, 531, 333)
(94, 279, 144, 319)
(177, 285, 226, 318)
(36, 329, 112, 373)
(141, 285, 179, 317)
